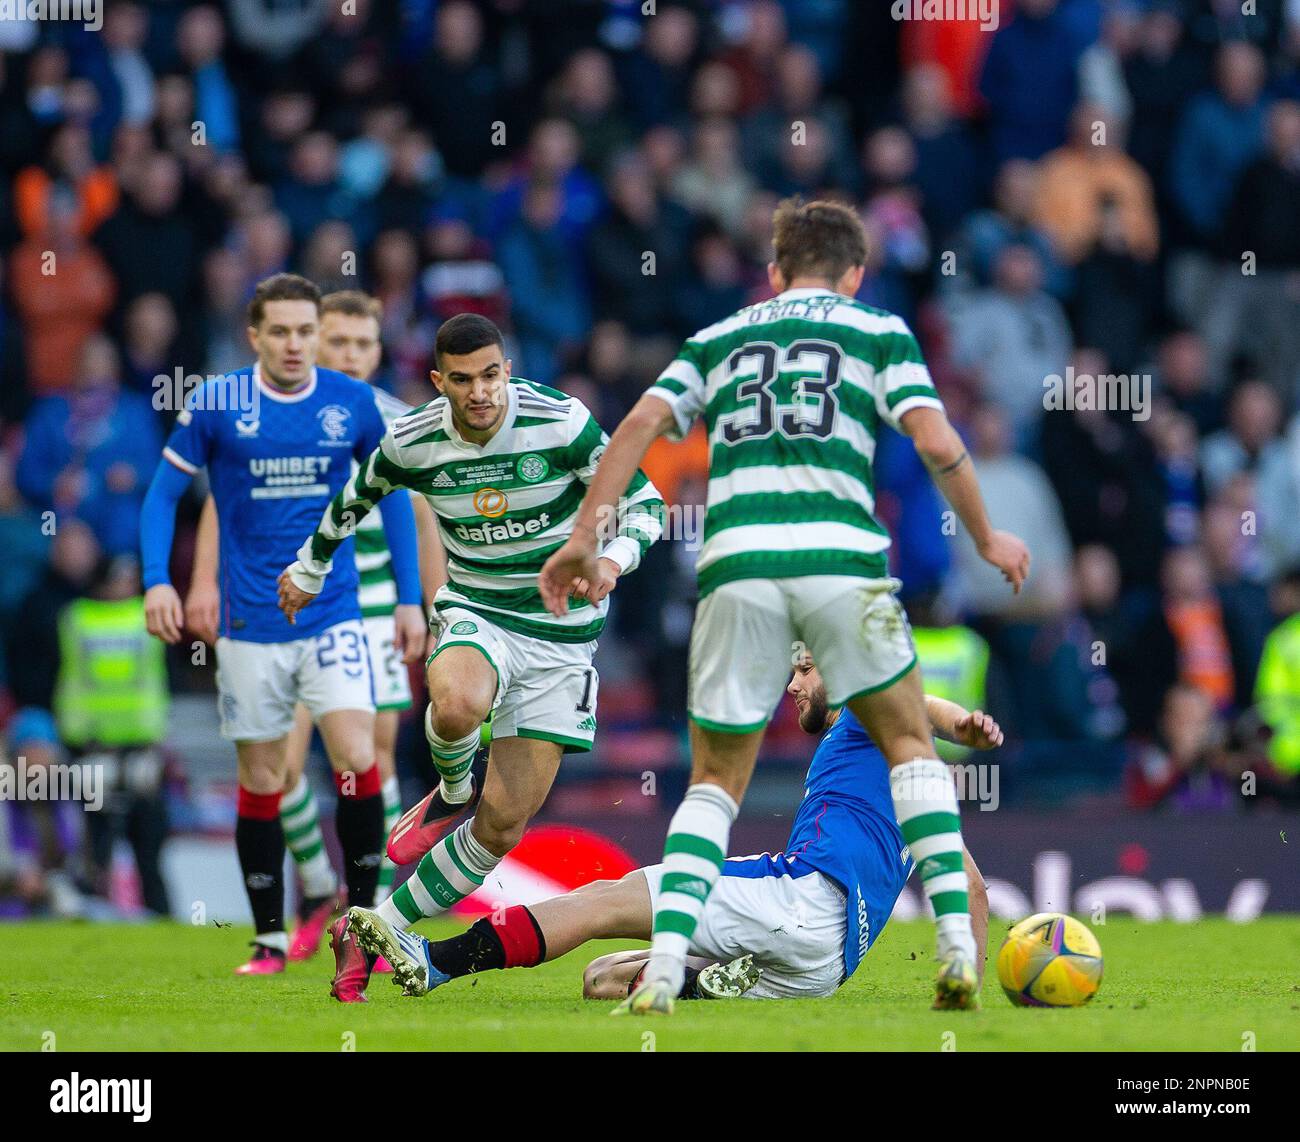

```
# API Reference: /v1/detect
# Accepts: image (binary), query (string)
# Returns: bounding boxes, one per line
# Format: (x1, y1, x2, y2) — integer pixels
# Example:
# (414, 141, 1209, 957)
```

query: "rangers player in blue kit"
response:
(140, 273, 425, 977)
(350, 647, 994, 1003)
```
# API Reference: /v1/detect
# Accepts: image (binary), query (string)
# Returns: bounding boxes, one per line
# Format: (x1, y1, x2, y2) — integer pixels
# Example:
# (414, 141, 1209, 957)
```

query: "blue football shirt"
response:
(725, 709, 915, 981)
(161, 364, 389, 642)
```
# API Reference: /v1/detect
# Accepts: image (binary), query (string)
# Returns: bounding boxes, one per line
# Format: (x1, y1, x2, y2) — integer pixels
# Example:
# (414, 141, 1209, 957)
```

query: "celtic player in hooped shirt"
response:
(278, 313, 665, 1001)
(540, 198, 1031, 1015)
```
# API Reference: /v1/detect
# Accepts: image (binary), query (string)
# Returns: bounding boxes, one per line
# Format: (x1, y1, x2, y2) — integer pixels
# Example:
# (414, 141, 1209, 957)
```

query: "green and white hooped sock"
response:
(377, 775, 402, 897)
(375, 818, 500, 932)
(644, 782, 739, 994)
(889, 758, 976, 960)
(425, 705, 479, 804)
(280, 774, 337, 900)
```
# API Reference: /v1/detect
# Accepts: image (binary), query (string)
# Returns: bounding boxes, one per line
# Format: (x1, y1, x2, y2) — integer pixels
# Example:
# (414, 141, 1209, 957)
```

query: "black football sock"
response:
(235, 788, 286, 941)
(428, 909, 547, 979)
(335, 769, 384, 907)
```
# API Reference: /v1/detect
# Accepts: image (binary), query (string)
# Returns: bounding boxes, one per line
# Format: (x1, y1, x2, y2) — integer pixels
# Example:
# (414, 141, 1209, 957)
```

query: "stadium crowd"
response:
(3, 0, 1300, 912)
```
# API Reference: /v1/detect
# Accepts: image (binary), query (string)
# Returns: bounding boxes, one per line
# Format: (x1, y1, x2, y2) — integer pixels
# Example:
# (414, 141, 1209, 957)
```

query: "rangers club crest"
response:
(317, 404, 351, 443)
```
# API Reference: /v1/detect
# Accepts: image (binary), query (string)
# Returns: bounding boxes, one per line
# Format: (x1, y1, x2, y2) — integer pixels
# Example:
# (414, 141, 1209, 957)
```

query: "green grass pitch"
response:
(4, 917, 1298, 1051)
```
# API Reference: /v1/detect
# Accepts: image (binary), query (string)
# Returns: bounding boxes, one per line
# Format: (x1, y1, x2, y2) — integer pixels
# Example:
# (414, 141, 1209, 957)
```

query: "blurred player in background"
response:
(541, 198, 1029, 1013)
(183, 291, 444, 969)
(276, 314, 665, 1002)
(352, 648, 994, 1004)
(140, 273, 425, 977)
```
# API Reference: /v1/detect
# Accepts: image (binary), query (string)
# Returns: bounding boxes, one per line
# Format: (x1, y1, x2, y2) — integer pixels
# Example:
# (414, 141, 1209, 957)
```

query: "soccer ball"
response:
(996, 912, 1103, 1007)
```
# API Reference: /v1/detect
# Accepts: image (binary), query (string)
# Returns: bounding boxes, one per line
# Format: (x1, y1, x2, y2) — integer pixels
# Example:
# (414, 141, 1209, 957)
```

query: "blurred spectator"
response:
(718, 0, 787, 115)
(195, 248, 250, 377)
(675, 225, 749, 335)
(374, 129, 443, 236)
(13, 122, 118, 239)
(1254, 566, 1300, 777)
(587, 153, 689, 336)
(552, 48, 634, 176)
(53, 554, 170, 915)
(618, 4, 700, 129)
(302, 0, 386, 116)
(1256, 407, 1300, 576)
(0, 453, 50, 666)
(94, 150, 195, 316)
(1153, 327, 1224, 435)
(491, 118, 603, 246)
(954, 404, 1073, 621)
(1038, 104, 1160, 369)
(979, 0, 1089, 162)
(4, 520, 99, 717)
(672, 116, 757, 237)
(16, 336, 162, 556)
(950, 159, 1070, 298)
(421, 216, 509, 327)
(1169, 40, 1269, 250)
(101, 2, 157, 128)
(120, 293, 179, 397)
(176, 5, 240, 153)
(0, 253, 28, 425)
(1076, 542, 1178, 737)
(1161, 545, 1237, 711)
(1203, 497, 1274, 707)
(1077, 0, 1138, 131)
(900, 63, 983, 247)
(274, 132, 350, 246)
(1212, 100, 1300, 396)
(496, 181, 591, 384)
(410, 1, 500, 179)
(1035, 103, 1159, 267)
(1040, 349, 1168, 587)
(1125, 683, 1244, 810)
(10, 191, 116, 394)
(861, 127, 931, 321)
(1, 708, 83, 916)
(371, 228, 432, 393)
(946, 242, 1072, 438)
(1123, 1, 1206, 200)
(744, 45, 856, 194)
(1200, 377, 1285, 496)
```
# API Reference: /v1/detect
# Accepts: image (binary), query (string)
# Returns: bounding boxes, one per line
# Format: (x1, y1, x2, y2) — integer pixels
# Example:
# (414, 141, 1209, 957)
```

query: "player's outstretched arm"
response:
(901, 406, 1030, 594)
(279, 441, 411, 622)
(185, 496, 220, 644)
(924, 694, 1004, 750)
(140, 457, 195, 644)
(539, 394, 675, 616)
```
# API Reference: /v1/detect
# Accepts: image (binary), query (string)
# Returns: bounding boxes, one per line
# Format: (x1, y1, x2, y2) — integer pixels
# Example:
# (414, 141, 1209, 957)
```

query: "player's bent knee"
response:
(470, 811, 526, 857)
(427, 696, 485, 742)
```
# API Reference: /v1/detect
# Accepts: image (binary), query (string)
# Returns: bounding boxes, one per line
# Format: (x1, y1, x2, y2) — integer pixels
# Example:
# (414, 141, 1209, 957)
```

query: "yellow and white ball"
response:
(996, 912, 1103, 1007)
